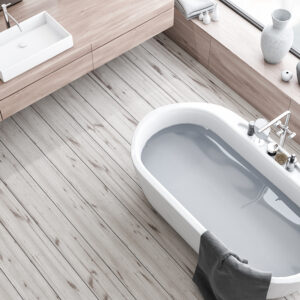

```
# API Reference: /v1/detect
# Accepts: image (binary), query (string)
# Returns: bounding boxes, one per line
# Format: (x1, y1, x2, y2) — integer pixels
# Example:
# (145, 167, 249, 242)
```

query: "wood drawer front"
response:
(92, 8, 174, 69)
(194, 29, 211, 68)
(0, 53, 93, 120)
(166, 9, 211, 67)
(0, 45, 91, 102)
(91, 0, 174, 51)
(166, 9, 198, 57)
(208, 39, 290, 120)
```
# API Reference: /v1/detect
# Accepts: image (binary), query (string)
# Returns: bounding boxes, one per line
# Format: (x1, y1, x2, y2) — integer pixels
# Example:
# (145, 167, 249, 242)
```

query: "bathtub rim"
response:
(131, 102, 300, 290)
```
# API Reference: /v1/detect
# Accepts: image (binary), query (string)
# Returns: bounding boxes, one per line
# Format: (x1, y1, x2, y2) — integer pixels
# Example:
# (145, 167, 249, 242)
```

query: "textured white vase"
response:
(261, 9, 294, 64)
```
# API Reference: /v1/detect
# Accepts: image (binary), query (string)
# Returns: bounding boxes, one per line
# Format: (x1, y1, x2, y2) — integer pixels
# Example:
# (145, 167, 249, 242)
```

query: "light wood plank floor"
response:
(0, 33, 299, 300)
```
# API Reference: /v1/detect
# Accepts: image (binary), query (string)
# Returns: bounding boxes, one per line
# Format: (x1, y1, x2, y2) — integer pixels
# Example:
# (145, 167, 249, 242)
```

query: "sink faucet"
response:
(1, 3, 22, 32)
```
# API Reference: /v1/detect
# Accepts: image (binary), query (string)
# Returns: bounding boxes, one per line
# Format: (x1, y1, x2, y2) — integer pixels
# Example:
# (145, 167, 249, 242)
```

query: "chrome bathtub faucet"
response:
(248, 111, 298, 171)
(258, 111, 296, 147)
(1, 3, 23, 32)
(248, 111, 296, 147)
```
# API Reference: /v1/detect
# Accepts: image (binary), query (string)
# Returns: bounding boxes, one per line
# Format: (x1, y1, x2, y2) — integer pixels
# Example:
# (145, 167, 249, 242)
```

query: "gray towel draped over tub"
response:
(193, 231, 272, 300)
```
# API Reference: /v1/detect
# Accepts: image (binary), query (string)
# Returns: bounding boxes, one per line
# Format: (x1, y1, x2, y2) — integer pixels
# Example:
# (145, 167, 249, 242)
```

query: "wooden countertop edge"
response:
(91, 2, 174, 50)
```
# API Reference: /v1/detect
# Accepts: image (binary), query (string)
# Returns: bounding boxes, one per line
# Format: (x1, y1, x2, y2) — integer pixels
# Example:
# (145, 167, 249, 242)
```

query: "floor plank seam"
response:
(68, 81, 131, 148)
(140, 43, 209, 103)
(51, 93, 141, 188)
(153, 34, 260, 119)
(14, 106, 176, 300)
(0, 137, 106, 300)
(122, 53, 180, 105)
(28, 105, 183, 300)
(88, 72, 140, 126)
(69, 72, 201, 281)
(105, 63, 157, 110)
(7, 118, 136, 300)
(0, 267, 24, 300)
(0, 181, 62, 300)
(49, 92, 197, 281)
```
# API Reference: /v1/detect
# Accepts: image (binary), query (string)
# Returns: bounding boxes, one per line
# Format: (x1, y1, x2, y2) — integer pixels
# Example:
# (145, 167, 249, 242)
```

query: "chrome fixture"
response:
(248, 111, 298, 172)
(267, 142, 279, 157)
(250, 111, 296, 147)
(1, 3, 22, 32)
(286, 154, 297, 172)
(247, 120, 255, 136)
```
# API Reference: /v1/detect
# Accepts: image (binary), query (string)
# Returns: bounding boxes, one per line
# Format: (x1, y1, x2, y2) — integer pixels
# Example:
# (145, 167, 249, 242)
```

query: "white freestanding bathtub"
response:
(131, 103, 300, 299)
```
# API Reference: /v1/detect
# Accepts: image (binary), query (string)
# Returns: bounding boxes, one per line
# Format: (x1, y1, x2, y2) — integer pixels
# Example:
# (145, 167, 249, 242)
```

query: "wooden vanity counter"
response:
(0, 0, 174, 119)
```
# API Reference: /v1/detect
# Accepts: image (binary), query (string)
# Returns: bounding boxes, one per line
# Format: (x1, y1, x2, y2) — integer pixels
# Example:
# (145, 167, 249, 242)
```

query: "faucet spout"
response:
(1, 3, 23, 32)
(258, 111, 291, 134)
(256, 111, 295, 148)
(248, 111, 298, 172)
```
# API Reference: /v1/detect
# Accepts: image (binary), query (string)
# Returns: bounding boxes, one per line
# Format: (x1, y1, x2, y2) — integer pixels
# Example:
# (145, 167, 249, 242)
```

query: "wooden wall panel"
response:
(166, 10, 198, 58)
(194, 29, 211, 68)
(209, 39, 290, 121)
(166, 9, 210, 67)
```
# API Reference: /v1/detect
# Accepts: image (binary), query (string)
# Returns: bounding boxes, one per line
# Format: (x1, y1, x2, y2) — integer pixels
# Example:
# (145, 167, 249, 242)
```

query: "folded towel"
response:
(175, 0, 215, 19)
(193, 231, 272, 300)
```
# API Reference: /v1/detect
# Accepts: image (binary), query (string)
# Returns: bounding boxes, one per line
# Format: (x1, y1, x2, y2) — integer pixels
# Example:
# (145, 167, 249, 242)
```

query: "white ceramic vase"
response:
(261, 9, 294, 64)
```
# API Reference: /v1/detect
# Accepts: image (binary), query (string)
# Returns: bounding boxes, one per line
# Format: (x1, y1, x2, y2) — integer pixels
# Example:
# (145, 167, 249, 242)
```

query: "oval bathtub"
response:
(131, 103, 300, 299)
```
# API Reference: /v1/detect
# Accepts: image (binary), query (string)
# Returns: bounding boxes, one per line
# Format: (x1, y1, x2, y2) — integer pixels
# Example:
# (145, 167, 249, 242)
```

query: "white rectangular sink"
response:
(0, 11, 73, 82)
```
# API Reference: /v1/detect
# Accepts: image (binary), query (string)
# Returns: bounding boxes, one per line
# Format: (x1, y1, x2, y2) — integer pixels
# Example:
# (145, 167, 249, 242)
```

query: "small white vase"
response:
(261, 9, 294, 64)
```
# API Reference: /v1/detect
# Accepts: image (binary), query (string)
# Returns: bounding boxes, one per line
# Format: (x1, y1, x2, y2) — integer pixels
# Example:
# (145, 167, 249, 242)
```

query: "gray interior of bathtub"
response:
(141, 124, 300, 277)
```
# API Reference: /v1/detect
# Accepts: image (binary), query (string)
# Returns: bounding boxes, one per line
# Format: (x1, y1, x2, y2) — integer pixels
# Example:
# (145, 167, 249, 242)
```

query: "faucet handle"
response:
(1, 3, 11, 9)
(276, 129, 284, 137)
(255, 118, 271, 140)
(288, 132, 296, 139)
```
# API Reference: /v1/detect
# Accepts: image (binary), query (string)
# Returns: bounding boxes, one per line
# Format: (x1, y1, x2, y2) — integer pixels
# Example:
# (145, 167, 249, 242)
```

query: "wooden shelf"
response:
(0, 0, 174, 118)
(193, 3, 300, 103)
(166, 2, 300, 142)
